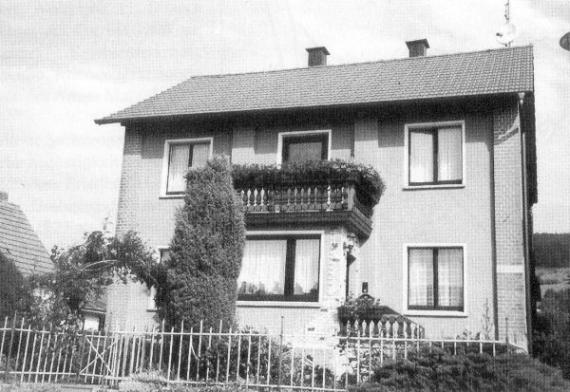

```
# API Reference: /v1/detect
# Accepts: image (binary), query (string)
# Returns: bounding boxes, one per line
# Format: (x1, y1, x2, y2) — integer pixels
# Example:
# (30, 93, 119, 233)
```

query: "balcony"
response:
(232, 160, 384, 238)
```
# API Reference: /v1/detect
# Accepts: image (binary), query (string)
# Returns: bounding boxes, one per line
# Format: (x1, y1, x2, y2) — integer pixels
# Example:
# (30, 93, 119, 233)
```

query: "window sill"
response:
(159, 194, 185, 199)
(403, 310, 467, 318)
(403, 184, 465, 191)
(237, 301, 321, 309)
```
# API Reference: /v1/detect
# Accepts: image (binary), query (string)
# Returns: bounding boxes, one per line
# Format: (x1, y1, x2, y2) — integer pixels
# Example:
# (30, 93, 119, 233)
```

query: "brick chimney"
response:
(0, 191, 8, 202)
(306, 46, 330, 66)
(406, 39, 430, 57)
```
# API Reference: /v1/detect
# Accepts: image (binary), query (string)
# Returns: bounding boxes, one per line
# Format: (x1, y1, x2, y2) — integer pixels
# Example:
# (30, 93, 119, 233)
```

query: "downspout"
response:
(518, 92, 533, 354)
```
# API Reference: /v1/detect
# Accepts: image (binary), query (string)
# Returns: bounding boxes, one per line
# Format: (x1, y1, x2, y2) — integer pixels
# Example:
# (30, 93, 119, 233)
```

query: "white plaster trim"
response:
(403, 120, 466, 189)
(241, 229, 326, 305)
(402, 243, 468, 317)
(497, 264, 525, 274)
(160, 137, 214, 198)
(276, 129, 332, 165)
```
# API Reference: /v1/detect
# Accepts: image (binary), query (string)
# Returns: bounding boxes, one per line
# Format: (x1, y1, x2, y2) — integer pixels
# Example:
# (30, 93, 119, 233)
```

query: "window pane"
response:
(294, 239, 320, 298)
(437, 248, 463, 308)
(286, 141, 324, 162)
(167, 144, 190, 193)
(438, 127, 462, 181)
(191, 143, 210, 168)
(408, 249, 434, 307)
(238, 240, 287, 296)
(409, 130, 434, 183)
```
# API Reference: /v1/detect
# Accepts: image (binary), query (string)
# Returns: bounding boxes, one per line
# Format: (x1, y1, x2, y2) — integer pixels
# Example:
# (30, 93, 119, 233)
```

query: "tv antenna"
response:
(496, 0, 517, 47)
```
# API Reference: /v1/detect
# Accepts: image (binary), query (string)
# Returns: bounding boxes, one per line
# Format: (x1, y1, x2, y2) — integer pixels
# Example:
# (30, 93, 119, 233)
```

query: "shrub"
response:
(0, 252, 32, 318)
(156, 157, 246, 331)
(353, 350, 570, 392)
(533, 288, 570, 378)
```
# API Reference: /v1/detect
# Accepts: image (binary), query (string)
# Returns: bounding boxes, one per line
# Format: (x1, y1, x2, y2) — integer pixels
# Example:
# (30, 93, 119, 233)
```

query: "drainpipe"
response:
(518, 92, 533, 354)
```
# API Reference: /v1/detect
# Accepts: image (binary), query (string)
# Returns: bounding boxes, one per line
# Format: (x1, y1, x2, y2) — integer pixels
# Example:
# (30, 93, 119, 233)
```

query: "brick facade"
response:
(106, 99, 532, 348)
(492, 98, 530, 347)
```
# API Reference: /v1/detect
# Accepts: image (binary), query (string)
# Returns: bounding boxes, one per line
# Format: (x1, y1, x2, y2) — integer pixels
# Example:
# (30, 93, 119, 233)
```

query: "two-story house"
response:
(96, 40, 537, 350)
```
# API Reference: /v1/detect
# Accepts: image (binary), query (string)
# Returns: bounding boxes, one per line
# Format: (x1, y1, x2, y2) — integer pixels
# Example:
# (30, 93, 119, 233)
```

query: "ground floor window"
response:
(238, 235, 320, 302)
(408, 247, 464, 311)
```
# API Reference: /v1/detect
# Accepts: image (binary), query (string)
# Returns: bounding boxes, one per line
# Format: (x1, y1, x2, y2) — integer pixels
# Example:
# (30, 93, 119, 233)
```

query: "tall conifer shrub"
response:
(157, 157, 245, 330)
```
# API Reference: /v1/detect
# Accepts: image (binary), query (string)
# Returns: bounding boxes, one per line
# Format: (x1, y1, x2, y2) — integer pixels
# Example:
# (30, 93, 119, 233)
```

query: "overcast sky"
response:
(1, 0, 569, 249)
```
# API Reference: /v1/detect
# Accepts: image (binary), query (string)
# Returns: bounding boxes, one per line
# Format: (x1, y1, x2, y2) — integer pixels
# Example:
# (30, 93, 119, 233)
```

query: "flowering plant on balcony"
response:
(231, 159, 385, 208)
(337, 294, 390, 322)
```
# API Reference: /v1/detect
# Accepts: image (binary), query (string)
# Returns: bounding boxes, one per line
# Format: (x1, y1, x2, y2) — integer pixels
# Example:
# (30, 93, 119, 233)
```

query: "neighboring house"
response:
(96, 40, 537, 350)
(0, 191, 52, 276)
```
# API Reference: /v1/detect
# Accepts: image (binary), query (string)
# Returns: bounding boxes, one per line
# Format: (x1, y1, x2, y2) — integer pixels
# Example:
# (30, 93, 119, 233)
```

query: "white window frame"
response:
(160, 137, 214, 198)
(237, 230, 325, 308)
(276, 129, 332, 165)
(402, 243, 468, 317)
(403, 120, 466, 190)
(147, 246, 170, 311)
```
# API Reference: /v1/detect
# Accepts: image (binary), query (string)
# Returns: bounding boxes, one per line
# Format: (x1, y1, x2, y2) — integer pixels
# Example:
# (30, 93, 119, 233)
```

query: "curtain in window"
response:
(287, 141, 323, 162)
(409, 130, 434, 183)
(293, 239, 320, 296)
(437, 127, 462, 181)
(167, 144, 190, 193)
(437, 248, 463, 308)
(238, 240, 287, 296)
(191, 143, 210, 168)
(408, 249, 434, 307)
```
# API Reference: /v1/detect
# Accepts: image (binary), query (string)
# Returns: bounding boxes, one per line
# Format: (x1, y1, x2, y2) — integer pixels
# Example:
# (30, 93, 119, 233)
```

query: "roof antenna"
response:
(496, 0, 517, 47)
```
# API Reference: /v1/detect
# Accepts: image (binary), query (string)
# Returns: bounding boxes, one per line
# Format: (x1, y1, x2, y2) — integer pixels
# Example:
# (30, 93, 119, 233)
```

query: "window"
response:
(148, 248, 171, 310)
(237, 235, 320, 302)
(279, 131, 329, 163)
(407, 247, 464, 311)
(162, 138, 212, 195)
(407, 125, 463, 185)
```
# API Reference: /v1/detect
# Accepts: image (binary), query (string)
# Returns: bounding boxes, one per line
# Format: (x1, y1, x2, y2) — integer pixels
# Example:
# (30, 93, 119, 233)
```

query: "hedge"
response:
(157, 157, 246, 330)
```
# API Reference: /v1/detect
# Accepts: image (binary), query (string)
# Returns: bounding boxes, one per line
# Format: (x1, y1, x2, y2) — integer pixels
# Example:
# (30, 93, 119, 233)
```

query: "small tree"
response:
(155, 157, 245, 330)
(0, 252, 32, 318)
(27, 230, 157, 330)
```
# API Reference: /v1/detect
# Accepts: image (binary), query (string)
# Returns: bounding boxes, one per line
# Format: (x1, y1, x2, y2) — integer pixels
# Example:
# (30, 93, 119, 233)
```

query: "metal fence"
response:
(0, 316, 525, 390)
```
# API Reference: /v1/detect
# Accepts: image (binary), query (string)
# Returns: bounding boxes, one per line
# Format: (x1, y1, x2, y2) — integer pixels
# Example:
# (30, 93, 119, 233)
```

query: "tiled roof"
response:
(96, 45, 533, 124)
(0, 200, 52, 276)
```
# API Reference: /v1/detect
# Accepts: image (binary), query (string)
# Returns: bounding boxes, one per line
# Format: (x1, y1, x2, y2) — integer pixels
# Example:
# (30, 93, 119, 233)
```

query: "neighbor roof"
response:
(96, 45, 533, 124)
(0, 199, 52, 276)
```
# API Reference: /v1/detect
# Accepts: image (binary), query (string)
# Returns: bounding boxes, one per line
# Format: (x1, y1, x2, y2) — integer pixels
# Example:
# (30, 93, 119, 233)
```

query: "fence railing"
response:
(0, 317, 525, 390)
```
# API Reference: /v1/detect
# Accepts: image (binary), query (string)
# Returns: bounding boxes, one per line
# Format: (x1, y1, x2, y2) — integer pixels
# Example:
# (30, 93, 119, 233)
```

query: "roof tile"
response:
(96, 46, 534, 124)
(0, 200, 52, 276)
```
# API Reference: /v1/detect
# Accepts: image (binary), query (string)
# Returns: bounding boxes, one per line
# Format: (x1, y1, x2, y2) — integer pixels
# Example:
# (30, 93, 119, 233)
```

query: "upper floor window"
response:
(407, 246, 464, 311)
(161, 138, 213, 196)
(237, 234, 321, 302)
(407, 123, 463, 186)
(278, 130, 330, 164)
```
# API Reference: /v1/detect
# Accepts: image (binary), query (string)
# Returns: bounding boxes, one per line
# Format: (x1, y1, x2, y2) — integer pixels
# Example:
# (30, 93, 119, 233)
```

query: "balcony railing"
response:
(235, 178, 373, 237)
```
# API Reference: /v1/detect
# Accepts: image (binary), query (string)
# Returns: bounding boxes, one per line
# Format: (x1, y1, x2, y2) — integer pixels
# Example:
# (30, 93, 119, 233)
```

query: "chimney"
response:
(406, 39, 430, 57)
(306, 46, 330, 66)
(0, 191, 7, 202)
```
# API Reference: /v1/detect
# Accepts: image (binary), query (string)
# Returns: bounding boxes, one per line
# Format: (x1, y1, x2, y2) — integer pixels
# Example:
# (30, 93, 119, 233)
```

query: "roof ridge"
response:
(187, 45, 533, 80)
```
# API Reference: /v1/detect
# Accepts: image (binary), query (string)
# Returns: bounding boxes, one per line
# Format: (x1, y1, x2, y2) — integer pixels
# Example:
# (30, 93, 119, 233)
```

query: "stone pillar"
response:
(492, 99, 528, 349)
(306, 227, 349, 335)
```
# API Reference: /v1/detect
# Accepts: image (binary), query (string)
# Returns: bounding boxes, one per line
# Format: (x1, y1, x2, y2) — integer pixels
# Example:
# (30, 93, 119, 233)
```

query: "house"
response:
(0, 191, 52, 276)
(96, 40, 537, 350)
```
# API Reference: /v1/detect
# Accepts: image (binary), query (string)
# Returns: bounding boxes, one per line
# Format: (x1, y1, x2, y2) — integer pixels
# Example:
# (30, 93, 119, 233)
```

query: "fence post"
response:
(505, 317, 510, 355)
(5, 315, 17, 379)
(278, 316, 284, 392)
